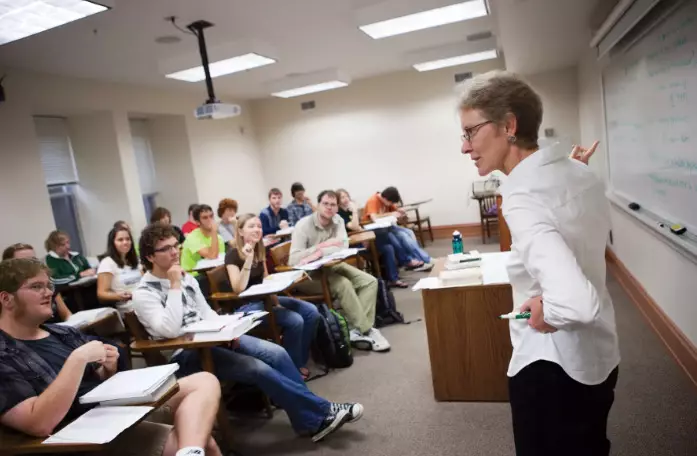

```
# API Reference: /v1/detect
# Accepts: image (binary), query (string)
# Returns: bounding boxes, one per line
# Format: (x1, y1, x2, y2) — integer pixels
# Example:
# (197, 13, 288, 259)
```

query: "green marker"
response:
(499, 311, 531, 320)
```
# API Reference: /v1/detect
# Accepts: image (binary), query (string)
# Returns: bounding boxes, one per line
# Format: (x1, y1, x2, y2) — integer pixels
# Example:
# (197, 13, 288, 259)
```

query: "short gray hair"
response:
(458, 70, 543, 150)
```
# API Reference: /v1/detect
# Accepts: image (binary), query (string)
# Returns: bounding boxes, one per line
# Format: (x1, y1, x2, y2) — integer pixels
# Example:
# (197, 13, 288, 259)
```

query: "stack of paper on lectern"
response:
(191, 312, 268, 342)
(293, 248, 360, 271)
(444, 250, 482, 271)
(57, 307, 119, 329)
(362, 216, 397, 231)
(43, 406, 153, 445)
(79, 364, 179, 406)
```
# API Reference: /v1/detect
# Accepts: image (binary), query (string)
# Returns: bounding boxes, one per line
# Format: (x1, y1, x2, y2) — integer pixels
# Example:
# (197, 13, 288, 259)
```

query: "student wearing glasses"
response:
(458, 70, 617, 456)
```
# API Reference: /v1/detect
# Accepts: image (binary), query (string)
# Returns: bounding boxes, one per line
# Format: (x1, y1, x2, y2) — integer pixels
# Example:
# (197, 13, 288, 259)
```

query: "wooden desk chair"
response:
(399, 200, 433, 247)
(476, 194, 499, 244)
(205, 266, 282, 344)
(122, 312, 271, 445)
(268, 241, 332, 308)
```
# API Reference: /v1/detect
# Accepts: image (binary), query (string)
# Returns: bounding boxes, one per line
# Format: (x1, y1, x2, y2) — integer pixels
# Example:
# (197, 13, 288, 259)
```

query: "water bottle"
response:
(452, 230, 463, 254)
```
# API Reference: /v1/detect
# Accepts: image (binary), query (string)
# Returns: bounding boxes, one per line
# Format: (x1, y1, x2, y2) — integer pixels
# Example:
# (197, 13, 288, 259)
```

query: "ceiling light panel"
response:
(413, 49, 497, 71)
(271, 81, 349, 98)
(165, 53, 276, 82)
(0, 0, 108, 46)
(359, 0, 488, 39)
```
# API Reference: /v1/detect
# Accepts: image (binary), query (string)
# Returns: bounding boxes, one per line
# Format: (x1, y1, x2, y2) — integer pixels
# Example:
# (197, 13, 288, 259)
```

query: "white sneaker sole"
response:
(348, 404, 364, 423)
(312, 410, 350, 443)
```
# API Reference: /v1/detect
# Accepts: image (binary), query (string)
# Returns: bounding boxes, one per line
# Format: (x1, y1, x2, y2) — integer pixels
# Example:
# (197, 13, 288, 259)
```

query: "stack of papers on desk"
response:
(191, 312, 268, 342)
(79, 364, 179, 406)
(57, 307, 119, 329)
(293, 248, 360, 271)
(43, 406, 153, 445)
(275, 227, 294, 236)
(444, 250, 482, 270)
(362, 216, 397, 231)
(412, 252, 511, 291)
(193, 253, 225, 271)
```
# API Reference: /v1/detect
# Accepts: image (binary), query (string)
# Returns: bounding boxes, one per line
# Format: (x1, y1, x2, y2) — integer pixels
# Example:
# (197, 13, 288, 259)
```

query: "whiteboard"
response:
(603, 0, 697, 233)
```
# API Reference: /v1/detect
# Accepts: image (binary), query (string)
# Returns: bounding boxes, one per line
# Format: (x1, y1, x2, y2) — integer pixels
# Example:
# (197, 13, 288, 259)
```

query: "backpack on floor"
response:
(313, 303, 353, 369)
(375, 278, 406, 328)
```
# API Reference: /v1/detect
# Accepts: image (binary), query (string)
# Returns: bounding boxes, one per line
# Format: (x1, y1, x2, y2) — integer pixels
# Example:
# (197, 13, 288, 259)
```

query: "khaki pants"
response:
(295, 262, 377, 333)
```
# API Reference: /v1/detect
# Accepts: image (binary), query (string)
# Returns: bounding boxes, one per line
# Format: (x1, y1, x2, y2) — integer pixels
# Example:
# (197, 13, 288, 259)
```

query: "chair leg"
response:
(427, 219, 434, 242)
(481, 220, 486, 244)
(486, 220, 491, 240)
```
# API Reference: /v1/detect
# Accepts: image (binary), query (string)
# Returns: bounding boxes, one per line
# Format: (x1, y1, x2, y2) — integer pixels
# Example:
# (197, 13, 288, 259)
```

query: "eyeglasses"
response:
(320, 202, 338, 208)
(154, 243, 180, 254)
(20, 282, 55, 294)
(461, 120, 493, 143)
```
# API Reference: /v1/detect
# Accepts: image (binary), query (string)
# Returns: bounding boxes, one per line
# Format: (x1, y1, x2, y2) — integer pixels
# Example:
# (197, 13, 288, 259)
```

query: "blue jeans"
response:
(390, 226, 431, 263)
(173, 335, 330, 434)
(375, 231, 399, 281)
(238, 296, 320, 369)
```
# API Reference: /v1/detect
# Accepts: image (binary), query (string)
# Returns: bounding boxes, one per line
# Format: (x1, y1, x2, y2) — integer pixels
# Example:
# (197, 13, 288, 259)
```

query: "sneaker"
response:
(413, 262, 434, 272)
(367, 327, 391, 352)
(350, 328, 373, 351)
(331, 402, 364, 423)
(312, 409, 350, 442)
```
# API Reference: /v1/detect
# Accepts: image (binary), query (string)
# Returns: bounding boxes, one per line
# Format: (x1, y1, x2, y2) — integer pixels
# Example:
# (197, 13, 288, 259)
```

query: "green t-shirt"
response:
(180, 228, 225, 276)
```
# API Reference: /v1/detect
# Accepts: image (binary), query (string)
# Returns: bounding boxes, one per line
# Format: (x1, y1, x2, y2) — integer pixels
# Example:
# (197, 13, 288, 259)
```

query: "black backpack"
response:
(375, 278, 406, 328)
(313, 303, 353, 369)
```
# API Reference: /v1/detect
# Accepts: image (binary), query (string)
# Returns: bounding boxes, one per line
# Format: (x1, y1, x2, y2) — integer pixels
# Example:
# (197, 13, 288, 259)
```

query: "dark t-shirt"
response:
(225, 247, 264, 290)
(338, 208, 355, 232)
(21, 334, 103, 421)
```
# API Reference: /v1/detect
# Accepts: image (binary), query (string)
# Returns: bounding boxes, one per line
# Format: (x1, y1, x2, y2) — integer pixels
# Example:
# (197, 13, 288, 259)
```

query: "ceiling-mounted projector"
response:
(194, 102, 241, 120)
(184, 20, 241, 120)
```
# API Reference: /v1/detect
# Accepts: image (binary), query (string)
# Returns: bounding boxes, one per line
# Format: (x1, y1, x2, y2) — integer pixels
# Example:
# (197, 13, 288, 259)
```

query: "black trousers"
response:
(509, 360, 619, 456)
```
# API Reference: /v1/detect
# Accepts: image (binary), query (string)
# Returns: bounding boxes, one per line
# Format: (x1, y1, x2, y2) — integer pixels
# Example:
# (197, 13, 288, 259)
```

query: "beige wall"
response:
(0, 68, 265, 255)
(251, 59, 507, 226)
(577, 48, 697, 345)
(526, 66, 580, 148)
(0, 95, 55, 253)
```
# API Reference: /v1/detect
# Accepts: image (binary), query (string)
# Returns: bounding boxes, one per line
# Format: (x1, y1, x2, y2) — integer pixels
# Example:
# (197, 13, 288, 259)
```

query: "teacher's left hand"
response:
(521, 296, 558, 334)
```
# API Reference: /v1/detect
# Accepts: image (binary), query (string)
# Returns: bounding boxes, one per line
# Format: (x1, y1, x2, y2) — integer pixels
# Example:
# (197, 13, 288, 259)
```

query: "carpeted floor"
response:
(231, 239, 697, 456)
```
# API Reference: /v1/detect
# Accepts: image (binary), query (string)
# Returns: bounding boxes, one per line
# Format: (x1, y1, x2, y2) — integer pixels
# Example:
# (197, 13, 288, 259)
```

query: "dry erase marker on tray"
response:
(499, 311, 531, 320)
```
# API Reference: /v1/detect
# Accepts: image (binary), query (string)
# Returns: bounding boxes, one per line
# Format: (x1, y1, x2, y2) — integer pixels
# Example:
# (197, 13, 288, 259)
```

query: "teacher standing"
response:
(457, 71, 620, 456)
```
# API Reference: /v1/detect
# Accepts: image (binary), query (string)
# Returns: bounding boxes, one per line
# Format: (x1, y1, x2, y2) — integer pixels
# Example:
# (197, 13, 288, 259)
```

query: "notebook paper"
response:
(43, 406, 152, 444)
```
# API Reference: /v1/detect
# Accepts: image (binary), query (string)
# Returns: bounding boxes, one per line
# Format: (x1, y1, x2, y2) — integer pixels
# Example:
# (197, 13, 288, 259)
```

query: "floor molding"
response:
(606, 248, 697, 389)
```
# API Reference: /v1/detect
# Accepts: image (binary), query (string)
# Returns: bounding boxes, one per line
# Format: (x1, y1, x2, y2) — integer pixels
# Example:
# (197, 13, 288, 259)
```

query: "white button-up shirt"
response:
(500, 143, 620, 385)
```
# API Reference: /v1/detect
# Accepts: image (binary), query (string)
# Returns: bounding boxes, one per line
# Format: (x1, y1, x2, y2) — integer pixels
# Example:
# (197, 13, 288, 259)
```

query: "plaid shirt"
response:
(0, 324, 99, 416)
(286, 201, 313, 226)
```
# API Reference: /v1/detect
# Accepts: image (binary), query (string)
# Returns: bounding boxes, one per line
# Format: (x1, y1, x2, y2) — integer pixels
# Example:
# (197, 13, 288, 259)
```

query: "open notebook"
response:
(79, 364, 179, 406)
(183, 311, 269, 342)
(43, 406, 153, 445)
(57, 307, 120, 329)
(238, 270, 306, 298)
(362, 216, 397, 231)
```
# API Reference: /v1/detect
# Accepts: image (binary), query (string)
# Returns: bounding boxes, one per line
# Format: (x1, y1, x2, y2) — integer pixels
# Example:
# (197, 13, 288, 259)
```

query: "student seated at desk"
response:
(132, 224, 363, 442)
(289, 190, 390, 352)
(3, 243, 130, 372)
(260, 187, 291, 237)
(151, 207, 186, 244)
(44, 230, 96, 285)
(287, 182, 316, 226)
(336, 189, 407, 289)
(181, 204, 200, 236)
(362, 187, 434, 272)
(97, 226, 142, 315)
(217, 198, 238, 250)
(0, 258, 222, 456)
(226, 214, 320, 380)
(181, 204, 225, 296)
(3, 243, 72, 323)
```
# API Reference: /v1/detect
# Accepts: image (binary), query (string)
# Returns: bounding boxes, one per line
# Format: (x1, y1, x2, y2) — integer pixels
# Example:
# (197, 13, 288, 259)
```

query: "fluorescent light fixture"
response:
(414, 49, 497, 72)
(272, 81, 349, 98)
(0, 0, 108, 46)
(359, 0, 487, 39)
(166, 53, 276, 82)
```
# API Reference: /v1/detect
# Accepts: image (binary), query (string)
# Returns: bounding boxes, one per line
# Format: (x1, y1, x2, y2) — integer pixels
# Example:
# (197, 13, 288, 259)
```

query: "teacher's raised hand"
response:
(570, 140, 599, 165)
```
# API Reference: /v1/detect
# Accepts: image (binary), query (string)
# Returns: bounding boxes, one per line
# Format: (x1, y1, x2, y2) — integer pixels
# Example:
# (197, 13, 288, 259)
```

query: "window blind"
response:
(129, 119, 158, 195)
(34, 117, 79, 185)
